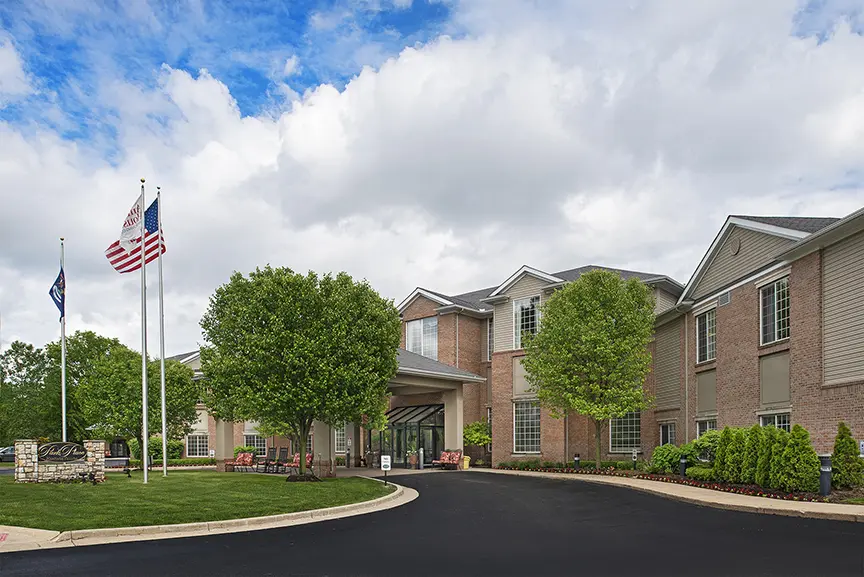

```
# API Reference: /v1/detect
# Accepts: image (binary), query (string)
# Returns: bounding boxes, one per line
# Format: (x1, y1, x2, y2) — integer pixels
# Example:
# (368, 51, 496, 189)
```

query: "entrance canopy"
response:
(385, 404, 444, 426)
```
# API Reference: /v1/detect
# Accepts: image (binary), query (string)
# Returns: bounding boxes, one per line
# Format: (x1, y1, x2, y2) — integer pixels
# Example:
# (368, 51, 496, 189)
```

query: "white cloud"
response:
(4, 1, 864, 355)
(0, 38, 31, 104)
(283, 55, 299, 77)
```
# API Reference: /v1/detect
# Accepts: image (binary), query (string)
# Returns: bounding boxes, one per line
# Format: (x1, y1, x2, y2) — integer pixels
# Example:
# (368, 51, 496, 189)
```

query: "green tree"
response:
(77, 342, 200, 457)
(200, 267, 401, 475)
(724, 428, 745, 483)
(832, 422, 863, 489)
(741, 424, 761, 484)
(755, 425, 776, 487)
(463, 419, 492, 448)
(714, 427, 732, 482)
(522, 269, 656, 468)
(0, 341, 50, 444)
(768, 428, 789, 490)
(778, 424, 820, 493)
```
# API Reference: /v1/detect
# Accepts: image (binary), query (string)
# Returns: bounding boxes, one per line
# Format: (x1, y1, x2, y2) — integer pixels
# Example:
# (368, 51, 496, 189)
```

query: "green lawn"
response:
(843, 498, 864, 505)
(0, 471, 393, 531)
(0, 462, 13, 468)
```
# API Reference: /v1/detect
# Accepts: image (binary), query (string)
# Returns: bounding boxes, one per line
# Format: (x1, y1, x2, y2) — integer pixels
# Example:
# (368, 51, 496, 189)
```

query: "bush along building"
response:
(397, 206, 864, 467)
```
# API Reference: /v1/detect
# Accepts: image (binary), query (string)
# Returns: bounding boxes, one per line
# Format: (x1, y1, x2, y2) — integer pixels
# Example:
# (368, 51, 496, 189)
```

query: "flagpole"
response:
(60, 238, 67, 442)
(140, 179, 149, 485)
(157, 186, 168, 477)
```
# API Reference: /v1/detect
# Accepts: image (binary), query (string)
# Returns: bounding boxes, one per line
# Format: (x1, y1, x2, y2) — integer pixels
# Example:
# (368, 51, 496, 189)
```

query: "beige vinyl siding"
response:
(654, 320, 681, 410)
(493, 275, 549, 352)
(823, 230, 864, 385)
(654, 289, 677, 314)
(692, 227, 795, 301)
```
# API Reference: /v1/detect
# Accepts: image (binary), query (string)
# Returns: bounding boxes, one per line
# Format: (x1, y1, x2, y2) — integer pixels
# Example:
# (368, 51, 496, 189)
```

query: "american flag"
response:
(104, 198, 166, 274)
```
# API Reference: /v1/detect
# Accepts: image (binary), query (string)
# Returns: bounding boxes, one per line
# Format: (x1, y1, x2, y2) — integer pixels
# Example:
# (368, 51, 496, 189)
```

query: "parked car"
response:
(0, 446, 14, 462)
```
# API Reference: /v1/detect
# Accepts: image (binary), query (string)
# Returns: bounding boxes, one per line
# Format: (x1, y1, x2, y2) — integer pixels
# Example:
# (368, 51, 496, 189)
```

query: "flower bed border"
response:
(494, 466, 829, 503)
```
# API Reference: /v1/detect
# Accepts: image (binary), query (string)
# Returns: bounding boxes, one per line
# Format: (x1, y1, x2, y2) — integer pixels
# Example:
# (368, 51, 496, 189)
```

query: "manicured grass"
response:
(843, 498, 864, 505)
(0, 462, 14, 468)
(0, 471, 393, 531)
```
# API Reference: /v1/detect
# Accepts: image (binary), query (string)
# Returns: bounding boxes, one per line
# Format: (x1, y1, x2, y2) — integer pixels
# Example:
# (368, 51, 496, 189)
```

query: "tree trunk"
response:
(298, 421, 310, 476)
(594, 419, 602, 469)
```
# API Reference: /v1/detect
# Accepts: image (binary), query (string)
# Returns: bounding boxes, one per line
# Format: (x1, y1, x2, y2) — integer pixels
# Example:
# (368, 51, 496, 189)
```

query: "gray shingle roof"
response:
(166, 350, 198, 362)
(552, 265, 670, 283)
(397, 348, 484, 381)
(732, 215, 840, 234)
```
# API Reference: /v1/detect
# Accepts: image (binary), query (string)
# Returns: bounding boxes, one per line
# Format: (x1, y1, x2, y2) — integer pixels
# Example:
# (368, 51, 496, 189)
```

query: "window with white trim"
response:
(335, 425, 346, 453)
(406, 317, 438, 360)
(696, 309, 716, 363)
(760, 277, 790, 345)
(760, 413, 791, 433)
(244, 434, 267, 456)
(610, 412, 641, 453)
(487, 318, 494, 360)
(513, 296, 540, 349)
(660, 423, 676, 446)
(186, 434, 209, 457)
(513, 401, 540, 453)
(696, 419, 717, 438)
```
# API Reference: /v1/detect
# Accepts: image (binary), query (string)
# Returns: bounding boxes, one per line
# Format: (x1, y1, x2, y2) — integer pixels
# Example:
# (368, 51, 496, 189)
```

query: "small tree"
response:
(756, 425, 777, 487)
(778, 424, 820, 493)
(714, 427, 732, 482)
(832, 422, 863, 489)
(200, 267, 401, 476)
(522, 269, 656, 468)
(463, 419, 492, 449)
(724, 428, 745, 484)
(768, 428, 789, 490)
(741, 424, 761, 484)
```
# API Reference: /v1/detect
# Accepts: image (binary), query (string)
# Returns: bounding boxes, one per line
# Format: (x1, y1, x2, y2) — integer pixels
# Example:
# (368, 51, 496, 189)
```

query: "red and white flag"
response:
(104, 196, 166, 274)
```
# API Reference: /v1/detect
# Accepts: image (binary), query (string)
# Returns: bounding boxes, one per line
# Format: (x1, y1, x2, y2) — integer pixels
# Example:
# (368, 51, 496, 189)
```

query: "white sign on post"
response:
(381, 455, 392, 471)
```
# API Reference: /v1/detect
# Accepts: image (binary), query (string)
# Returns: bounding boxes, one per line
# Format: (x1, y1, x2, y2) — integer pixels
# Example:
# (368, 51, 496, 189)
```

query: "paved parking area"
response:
(2, 472, 863, 576)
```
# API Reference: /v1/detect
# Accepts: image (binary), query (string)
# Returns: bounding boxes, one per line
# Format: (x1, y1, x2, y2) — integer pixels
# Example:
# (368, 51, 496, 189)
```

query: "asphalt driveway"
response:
(2, 471, 863, 576)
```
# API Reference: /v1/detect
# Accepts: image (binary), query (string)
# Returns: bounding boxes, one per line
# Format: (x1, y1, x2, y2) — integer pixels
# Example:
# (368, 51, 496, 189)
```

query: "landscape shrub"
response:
(768, 428, 790, 490)
(334, 456, 346, 466)
(693, 429, 721, 463)
(756, 425, 778, 487)
(234, 445, 257, 458)
(128, 458, 216, 468)
(496, 459, 631, 470)
(832, 422, 864, 489)
(127, 437, 185, 460)
(541, 461, 566, 469)
(713, 427, 733, 481)
(685, 466, 715, 482)
(741, 424, 760, 484)
(724, 428, 745, 483)
(777, 425, 820, 493)
(679, 441, 700, 468)
(649, 444, 681, 474)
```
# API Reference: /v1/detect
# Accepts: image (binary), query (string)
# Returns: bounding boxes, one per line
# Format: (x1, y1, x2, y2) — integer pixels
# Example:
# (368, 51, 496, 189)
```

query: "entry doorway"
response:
(377, 404, 444, 468)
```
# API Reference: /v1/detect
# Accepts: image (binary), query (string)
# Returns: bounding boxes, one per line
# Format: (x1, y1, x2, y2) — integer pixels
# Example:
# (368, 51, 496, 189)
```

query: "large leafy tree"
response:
(0, 341, 51, 445)
(522, 269, 656, 468)
(200, 267, 401, 475)
(77, 342, 200, 456)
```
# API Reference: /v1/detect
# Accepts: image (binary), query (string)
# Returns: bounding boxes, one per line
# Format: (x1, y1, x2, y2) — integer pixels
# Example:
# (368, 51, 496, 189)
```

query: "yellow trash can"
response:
(462, 455, 471, 470)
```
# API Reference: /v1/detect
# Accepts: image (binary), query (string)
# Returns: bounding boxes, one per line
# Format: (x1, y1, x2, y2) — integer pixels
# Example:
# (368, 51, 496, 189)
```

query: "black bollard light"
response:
(679, 456, 687, 477)
(819, 455, 832, 497)
(346, 447, 351, 469)
(573, 453, 580, 469)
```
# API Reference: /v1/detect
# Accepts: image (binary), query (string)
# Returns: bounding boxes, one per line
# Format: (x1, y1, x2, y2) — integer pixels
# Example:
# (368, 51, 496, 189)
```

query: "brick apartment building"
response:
(397, 207, 864, 466)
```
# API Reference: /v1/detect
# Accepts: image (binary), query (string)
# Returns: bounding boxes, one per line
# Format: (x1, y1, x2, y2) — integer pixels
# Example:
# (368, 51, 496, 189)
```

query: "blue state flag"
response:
(49, 267, 65, 320)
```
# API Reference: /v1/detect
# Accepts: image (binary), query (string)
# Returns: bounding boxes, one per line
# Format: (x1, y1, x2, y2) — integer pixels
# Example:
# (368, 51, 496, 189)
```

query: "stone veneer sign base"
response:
(14, 440, 106, 483)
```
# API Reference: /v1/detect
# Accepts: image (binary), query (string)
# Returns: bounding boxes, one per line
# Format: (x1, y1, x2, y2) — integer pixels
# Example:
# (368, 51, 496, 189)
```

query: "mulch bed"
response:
(494, 466, 863, 504)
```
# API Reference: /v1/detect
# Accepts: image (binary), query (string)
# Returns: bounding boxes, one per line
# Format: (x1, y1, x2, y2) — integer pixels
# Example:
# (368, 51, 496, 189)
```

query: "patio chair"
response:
(257, 447, 277, 473)
(270, 447, 289, 473)
(229, 452, 255, 472)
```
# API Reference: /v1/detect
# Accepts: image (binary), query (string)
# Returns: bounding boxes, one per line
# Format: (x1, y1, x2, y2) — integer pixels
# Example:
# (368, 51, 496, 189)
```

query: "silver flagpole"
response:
(140, 179, 149, 484)
(157, 186, 168, 477)
(60, 237, 67, 442)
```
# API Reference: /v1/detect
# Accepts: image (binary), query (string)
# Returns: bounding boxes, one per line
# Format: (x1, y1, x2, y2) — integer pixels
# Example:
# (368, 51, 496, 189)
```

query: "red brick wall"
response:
(400, 296, 439, 348)
(458, 315, 486, 425)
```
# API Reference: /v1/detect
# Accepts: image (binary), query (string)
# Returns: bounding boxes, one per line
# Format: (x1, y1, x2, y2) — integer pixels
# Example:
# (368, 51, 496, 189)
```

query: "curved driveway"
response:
(2, 471, 863, 576)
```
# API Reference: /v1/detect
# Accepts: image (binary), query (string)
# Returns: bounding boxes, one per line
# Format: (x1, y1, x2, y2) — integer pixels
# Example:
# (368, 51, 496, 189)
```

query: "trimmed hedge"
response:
(693, 429, 720, 462)
(742, 424, 760, 484)
(685, 466, 715, 482)
(128, 458, 216, 468)
(832, 422, 864, 489)
(756, 425, 777, 487)
(234, 445, 257, 458)
(778, 425, 820, 493)
(769, 428, 789, 490)
(127, 437, 185, 460)
(649, 444, 681, 474)
(497, 459, 632, 471)
(714, 427, 732, 480)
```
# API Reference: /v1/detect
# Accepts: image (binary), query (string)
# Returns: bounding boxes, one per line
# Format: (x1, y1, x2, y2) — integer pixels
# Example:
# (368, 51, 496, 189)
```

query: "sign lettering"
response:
(38, 442, 87, 463)
(381, 455, 391, 471)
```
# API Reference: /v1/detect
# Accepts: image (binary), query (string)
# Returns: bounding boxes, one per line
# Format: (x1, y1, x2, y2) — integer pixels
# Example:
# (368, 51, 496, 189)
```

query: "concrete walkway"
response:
(471, 468, 864, 522)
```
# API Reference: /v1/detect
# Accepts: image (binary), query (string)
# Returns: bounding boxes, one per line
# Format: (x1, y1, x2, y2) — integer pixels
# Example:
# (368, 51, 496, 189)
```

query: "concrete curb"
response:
(470, 468, 864, 523)
(0, 478, 414, 552)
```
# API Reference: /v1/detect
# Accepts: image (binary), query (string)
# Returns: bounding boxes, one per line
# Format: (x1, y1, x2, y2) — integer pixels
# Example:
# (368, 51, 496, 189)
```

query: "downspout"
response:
(684, 312, 689, 441)
(455, 313, 459, 367)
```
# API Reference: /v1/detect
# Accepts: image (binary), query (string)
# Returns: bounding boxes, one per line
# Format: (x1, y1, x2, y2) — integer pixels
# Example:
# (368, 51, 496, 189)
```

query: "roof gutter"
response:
(396, 366, 486, 383)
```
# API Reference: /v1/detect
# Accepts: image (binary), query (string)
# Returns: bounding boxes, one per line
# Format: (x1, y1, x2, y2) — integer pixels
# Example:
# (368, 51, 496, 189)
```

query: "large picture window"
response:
(696, 309, 716, 363)
(760, 277, 790, 345)
(513, 296, 540, 349)
(186, 434, 209, 458)
(610, 412, 641, 453)
(513, 401, 540, 453)
(244, 434, 267, 456)
(406, 317, 438, 360)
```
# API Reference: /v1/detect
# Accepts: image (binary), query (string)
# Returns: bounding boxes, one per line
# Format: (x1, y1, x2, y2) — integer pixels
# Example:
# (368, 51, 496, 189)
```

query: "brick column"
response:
(84, 440, 106, 482)
(14, 440, 38, 483)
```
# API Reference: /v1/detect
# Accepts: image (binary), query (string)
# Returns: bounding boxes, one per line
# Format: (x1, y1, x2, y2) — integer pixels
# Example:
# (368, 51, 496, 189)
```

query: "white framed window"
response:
(513, 296, 540, 349)
(760, 277, 790, 345)
(610, 412, 641, 453)
(335, 425, 346, 453)
(660, 423, 676, 446)
(487, 318, 494, 360)
(406, 317, 438, 360)
(696, 419, 717, 438)
(244, 434, 267, 456)
(186, 434, 209, 457)
(760, 412, 791, 433)
(696, 309, 716, 363)
(513, 401, 540, 453)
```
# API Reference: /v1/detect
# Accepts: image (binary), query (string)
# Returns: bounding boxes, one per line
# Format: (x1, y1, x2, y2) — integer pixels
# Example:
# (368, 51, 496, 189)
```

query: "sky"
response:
(2, 0, 864, 356)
